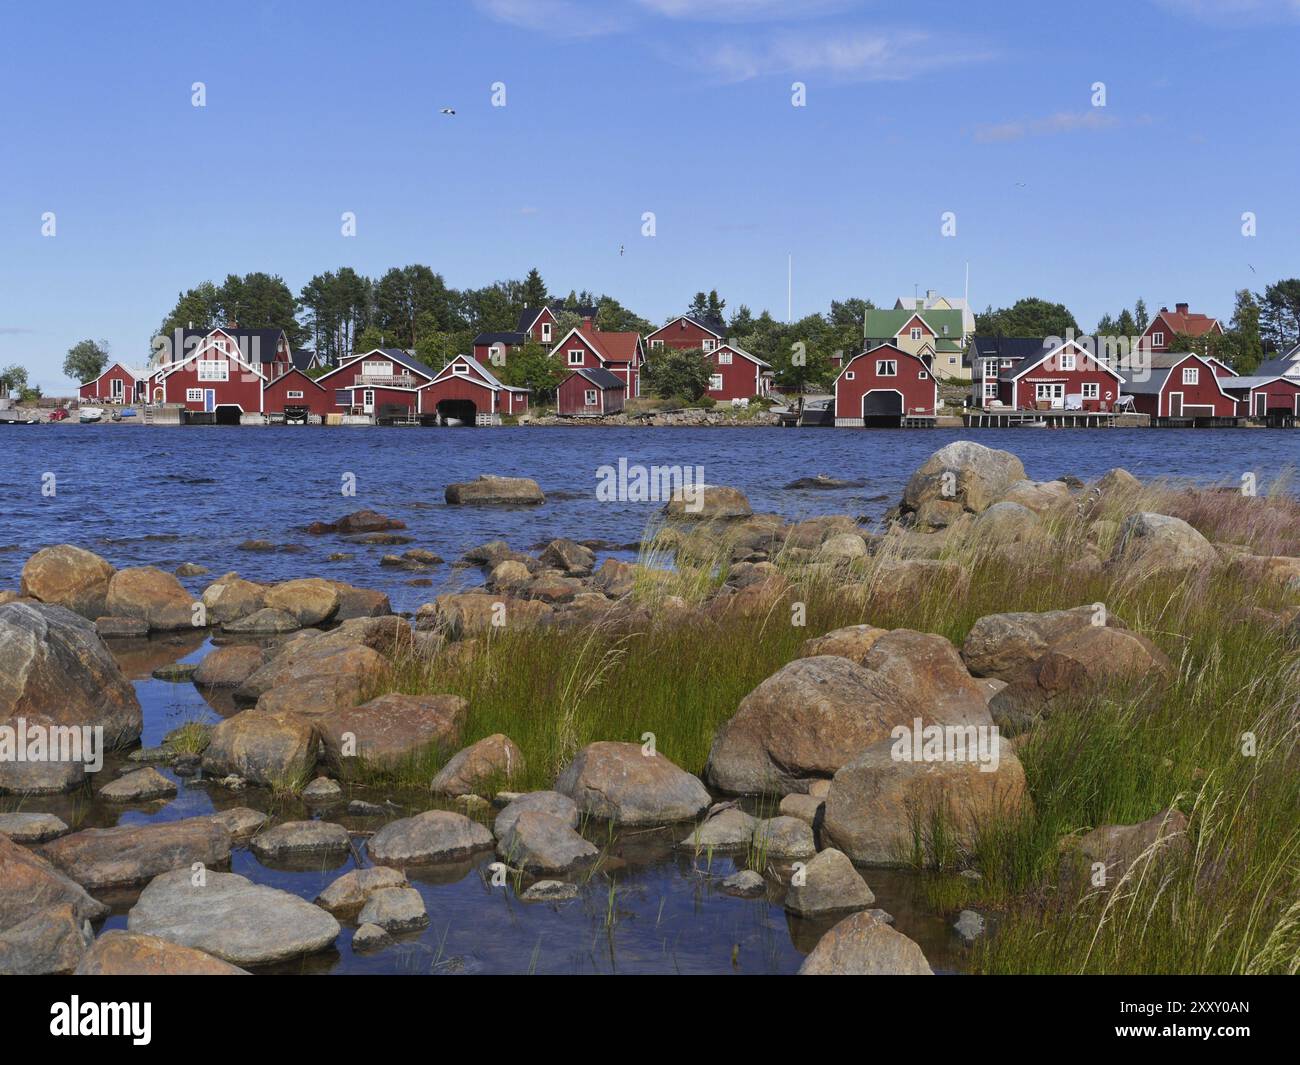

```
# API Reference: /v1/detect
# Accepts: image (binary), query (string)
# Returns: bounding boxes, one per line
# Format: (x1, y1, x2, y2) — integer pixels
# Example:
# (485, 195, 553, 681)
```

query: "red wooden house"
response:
(834, 343, 937, 425)
(645, 314, 726, 353)
(1003, 340, 1124, 411)
(704, 343, 772, 402)
(550, 323, 645, 399)
(1136, 303, 1223, 354)
(78, 362, 149, 404)
(151, 332, 269, 421)
(263, 367, 331, 419)
(317, 348, 436, 420)
(1221, 374, 1300, 421)
(557, 366, 625, 416)
(418, 355, 530, 425)
(471, 303, 599, 366)
(1118, 353, 1239, 419)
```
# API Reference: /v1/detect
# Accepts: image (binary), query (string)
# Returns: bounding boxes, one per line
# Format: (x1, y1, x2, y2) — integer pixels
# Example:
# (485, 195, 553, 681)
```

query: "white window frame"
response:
(650, 338, 663, 349)
(583, 388, 598, 406)
(702, 338, 716, 352)
(983, 381, 998, 399)
(1081, 382, 1100, 399)
(910, 327, 922, 341)
(1059, 352, 1076, 371)
(717, 351, 732, 364)
(541, 322, 552, 342)
(1182, 367, 1199, 385)
(361, 360, 393, 376)
(286, 390, 304, 399)
(186, 388, 203, 402)
(568, 349, 584, 365)
(453, 363, 469, 375)
(708, 374, 724, 392)
(1152, 331, 1165, 347)
(197, 359, 228, 382)
(110, 377, 125, 400)
(918, 371, 929, 380)
(877, 360, 898, 377)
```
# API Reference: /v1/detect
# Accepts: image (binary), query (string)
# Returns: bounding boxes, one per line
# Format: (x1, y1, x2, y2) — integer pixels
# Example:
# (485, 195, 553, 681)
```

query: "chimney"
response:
(228, 320, 238, 329)
(926, 289, 937, 300)
(581, 314, 595, 332)
(1175, 302, 1189, 315)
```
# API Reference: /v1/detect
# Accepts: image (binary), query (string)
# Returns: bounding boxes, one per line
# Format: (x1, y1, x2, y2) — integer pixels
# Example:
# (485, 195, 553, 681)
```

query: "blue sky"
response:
(3, 0, 1298, 388)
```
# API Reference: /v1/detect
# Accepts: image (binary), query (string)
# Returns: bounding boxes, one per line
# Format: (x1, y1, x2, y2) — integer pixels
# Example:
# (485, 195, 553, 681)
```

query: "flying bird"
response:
(619, 244, 624, 256)
(1248, 263, 1257, 274)
(440, 108, 456, 116)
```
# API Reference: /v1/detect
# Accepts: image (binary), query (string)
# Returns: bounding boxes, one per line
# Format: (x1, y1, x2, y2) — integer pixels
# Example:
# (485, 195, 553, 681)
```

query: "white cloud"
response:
(971, 110, 1144, 143)
(1154, 0, 1300, 23)
(635, 0, 857, 21)
(699, 28, 993, 83)
(473, 0, 629, 37)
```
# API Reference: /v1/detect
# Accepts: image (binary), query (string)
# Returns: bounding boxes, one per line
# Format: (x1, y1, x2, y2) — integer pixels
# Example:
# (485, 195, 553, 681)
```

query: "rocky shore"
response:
(1, 442, 1297, 975)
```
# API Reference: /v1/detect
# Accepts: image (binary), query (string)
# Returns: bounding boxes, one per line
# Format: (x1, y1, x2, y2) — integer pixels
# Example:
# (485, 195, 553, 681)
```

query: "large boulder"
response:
(445, 475, 544, 506)
(900, 442, 1027, 527)
(366, 810, 494, 865)
(969, 501, 1041, 544)
(128, 869, 339, 967)
(20, 545, 116, 619)
(316, 693, 468, 775)
(962, 604, 1115, 680)
(494, 790, 579, 838)
(823, 737, 1028, 865)
(798, 624, 888, 665)
(237, 643, 390, 708)
(798, 911, 933, 975)
(262, 578, 341, 627)
(192, 644, 267, 688)
(200, 573, 267, 625)
(105, 567, 197, 631)
(74, 930, 248, 975)
(222, 608, 300, 635)
(315, 866, 409, 915)
(415, 593, 552, 639)
(1061, 808, 1190, 888)
(866, 559, 969, 611)
(201, 710, 316, 786)
(0, 832, 108, 932)
(41, 816, 233, 892)
(430, 734, 524, 796)
(663, 484, 752, 521)
(707, 632, 990, 796)
(989, 625, 1172, 733)
(0, 602, 142, 752)
(331, 583, 393, 620)
(539, 538, 596, 576)
(1109, 512, 1217, 578)
(556, 742, 710, 825)
(0, 903, 93, 975)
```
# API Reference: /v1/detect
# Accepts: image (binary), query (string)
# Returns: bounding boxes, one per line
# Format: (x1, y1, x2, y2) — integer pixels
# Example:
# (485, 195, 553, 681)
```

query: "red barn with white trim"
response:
(263, 368, 331, 418)
(418, 355, 530, 424)
(557, 366, 625, 416)
(834, 344, 937, 425)
(645, 314, 725, 353)
(550, 324, 644, 398)
(1119, 353, 1239, 418)
(78, 363, 148, 404)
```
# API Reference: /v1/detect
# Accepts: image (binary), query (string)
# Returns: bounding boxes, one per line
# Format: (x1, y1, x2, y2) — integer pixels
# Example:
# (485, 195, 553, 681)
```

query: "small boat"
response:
(120, 408, 137, 418)
(79, 408, 104, 424)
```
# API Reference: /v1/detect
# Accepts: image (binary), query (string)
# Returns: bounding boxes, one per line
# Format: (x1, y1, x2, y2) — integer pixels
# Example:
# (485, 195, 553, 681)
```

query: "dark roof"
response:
(967, 336, 1055, 361)
(571, 366, 624, 390)
(1255, 356, 1300, 377)
(473, 331, 526, 346)
(1118, 367, 1172, 395)
(376, 347, 437, 380)
(182, 327, 286, 364)
(518, 304, 598, 332)
(684, 313, 726, 336)
(290, 348, 316, 371)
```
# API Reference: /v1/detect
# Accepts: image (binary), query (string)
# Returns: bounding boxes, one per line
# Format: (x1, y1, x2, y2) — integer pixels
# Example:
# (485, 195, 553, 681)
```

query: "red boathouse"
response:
(834, 343, 937, 425)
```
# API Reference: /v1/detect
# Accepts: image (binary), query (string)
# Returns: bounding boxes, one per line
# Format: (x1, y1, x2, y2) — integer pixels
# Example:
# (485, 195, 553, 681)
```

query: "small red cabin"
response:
(1119, 353, 1239, 419)
(263, 367, 330, 418)
(1222, 374, 1300, 420)
(704, 343, 772, 402)
(1003, 340, 1124, 412)
(317, 348, 437, 420)
(834, 343, 937, 425)
(550, 324, 644, 399)
(645, 314, 726, 353)
(557, 367, 625, 416)
(78, 363, 147, 404)
(418, 355, 529, 425)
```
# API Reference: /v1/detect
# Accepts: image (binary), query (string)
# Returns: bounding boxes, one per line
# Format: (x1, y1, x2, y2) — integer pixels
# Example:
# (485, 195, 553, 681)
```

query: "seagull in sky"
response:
(440, 108, 456, 116)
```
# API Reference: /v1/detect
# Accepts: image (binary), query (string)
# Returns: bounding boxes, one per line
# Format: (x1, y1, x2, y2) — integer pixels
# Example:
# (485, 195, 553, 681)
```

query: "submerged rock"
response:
(128, 869, 340, 967)
(953, 909, 986, 944)
(351, 922, 391, 952)
(250, 821, 351, 862)
(496, 809, 599, 875)
(41, 816, 233, 892)
(74, 930, 248, 975)
(445, 475, 545, 506)
(98, 767, 177, 804)
(520, 880, 579, 902)
(357, 887, 429, 932)
(315, 866, 409, 916)
(784, 848, 875, 918)
(679, 806, 757, 850)
(0, 811, 69, 843)
(366, 810, 494, 866)
(720, 869, 766, 898)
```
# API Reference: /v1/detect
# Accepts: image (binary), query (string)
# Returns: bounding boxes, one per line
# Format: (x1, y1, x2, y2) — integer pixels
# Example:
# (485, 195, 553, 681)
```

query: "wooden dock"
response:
(963, 410, 1146, 429)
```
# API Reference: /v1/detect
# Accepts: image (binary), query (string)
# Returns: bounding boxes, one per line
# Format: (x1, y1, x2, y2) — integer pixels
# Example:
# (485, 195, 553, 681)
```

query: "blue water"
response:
(3, 424, 1296, 612)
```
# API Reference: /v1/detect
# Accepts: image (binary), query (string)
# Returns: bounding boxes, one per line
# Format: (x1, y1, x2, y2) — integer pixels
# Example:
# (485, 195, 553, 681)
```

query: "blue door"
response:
(204, 389, 215, 412)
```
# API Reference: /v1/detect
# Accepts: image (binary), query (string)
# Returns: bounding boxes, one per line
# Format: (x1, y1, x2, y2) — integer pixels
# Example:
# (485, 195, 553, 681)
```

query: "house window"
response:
(1060, 352, 1076, 370)
(708, 374, 723, 391)
(186, 388, 203, 401)
(703, 339, 716, 352)
(1182, 367, 1199, 385)
(877, 360, 898, 376)
(1152, 332, 1165, 347)
(983, 359, 997, 377)
(650, 339, 663, 349)
(844, 371, 855, 381)
(541, 323, 552, 342)
(287, 390, 304, 399)
(453, 363, 469, 375)
(197, 359, 228, 381)
(1081, 382, 1100, 399)
(718, 351, 732, 364)
(1001, 359, 1013, 368)
(361, 361, 393, 376)
(584, 389, 597, 405)
(568, 349, 584, 365)
(918, 371, 929, 380)
(983, 382, 998, 399)
(910, 328, 922, 341)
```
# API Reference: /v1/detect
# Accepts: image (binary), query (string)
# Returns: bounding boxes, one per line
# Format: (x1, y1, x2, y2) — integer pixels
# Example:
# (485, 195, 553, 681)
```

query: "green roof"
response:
(864, 308, 965, 352)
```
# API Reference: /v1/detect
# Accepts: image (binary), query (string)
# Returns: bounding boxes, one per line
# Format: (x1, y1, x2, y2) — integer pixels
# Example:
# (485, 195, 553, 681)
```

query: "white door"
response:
(363, 389, 375, 414)
(1035, 383, 1064, 408)
(110, 378, 124, 401)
